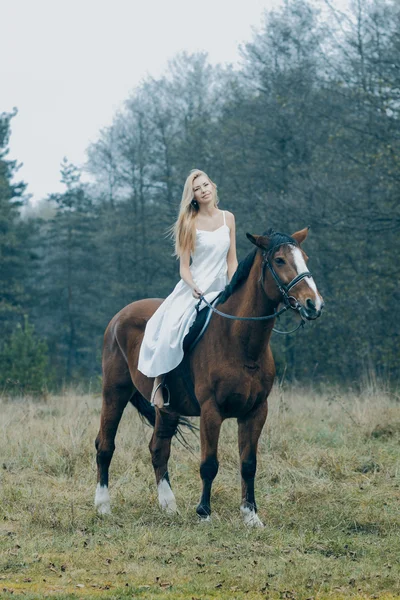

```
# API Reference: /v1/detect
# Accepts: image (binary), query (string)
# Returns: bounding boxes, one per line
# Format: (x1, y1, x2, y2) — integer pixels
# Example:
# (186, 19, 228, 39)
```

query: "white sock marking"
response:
(290, 247, 322, 310)
(240, 505, 264, 528)
(95, 483, 111, 515)
(157, 479, 177, 514)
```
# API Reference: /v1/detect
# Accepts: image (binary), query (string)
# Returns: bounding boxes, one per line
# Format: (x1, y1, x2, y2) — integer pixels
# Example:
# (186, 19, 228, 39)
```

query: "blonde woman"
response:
(138, 169, 238, 408)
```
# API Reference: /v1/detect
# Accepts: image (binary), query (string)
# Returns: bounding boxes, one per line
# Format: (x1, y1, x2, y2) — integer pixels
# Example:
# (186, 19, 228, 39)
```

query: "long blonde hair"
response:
(171, 169, 219, 257)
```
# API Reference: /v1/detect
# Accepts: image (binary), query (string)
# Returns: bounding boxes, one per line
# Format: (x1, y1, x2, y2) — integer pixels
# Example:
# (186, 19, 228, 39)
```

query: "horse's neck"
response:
(222, 254, 277, 360)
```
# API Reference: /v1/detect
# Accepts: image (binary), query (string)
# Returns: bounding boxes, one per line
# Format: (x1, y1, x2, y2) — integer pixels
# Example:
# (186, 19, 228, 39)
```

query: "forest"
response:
(1, 0, 399, 394)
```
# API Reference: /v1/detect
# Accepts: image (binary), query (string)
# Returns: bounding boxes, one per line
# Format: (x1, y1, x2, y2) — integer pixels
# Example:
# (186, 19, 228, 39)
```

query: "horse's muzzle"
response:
(300, 299, 324, 320)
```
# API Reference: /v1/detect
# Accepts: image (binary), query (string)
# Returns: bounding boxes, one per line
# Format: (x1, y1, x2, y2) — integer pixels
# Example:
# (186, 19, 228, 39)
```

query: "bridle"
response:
(261, 242, 312, 311)
(196, 242, 313, 335)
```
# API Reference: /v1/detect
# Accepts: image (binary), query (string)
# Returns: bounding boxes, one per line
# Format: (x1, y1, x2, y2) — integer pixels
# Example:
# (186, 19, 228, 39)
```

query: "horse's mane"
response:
(218, 248, 258, 304)
(218, 229, 297, 304)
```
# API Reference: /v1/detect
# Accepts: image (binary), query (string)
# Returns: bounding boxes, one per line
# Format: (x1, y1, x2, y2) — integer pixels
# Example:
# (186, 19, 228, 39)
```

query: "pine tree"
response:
(37, 159, 101, 382)
(0, 110, 31, 342)
(0, 315, 49, 397)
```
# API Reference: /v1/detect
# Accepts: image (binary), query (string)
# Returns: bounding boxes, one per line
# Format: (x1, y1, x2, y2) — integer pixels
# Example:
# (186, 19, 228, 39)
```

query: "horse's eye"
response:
(275, 257, 285, 266)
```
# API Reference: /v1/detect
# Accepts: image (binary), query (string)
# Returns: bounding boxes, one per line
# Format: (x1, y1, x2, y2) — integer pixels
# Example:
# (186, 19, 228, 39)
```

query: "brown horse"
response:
(94, 228, 323, 526)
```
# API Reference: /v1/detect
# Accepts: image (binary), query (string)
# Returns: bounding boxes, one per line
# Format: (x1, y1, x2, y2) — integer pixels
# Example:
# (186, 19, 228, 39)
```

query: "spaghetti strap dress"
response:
(138, 211, 231, 378)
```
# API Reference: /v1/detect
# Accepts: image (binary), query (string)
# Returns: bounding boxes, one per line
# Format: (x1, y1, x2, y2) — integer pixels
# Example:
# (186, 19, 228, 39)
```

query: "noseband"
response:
(196, 241, 313, 335)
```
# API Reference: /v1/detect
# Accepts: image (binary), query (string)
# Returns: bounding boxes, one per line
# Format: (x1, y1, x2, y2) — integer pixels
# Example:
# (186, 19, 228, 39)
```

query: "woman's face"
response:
(193, 175, 214, 205)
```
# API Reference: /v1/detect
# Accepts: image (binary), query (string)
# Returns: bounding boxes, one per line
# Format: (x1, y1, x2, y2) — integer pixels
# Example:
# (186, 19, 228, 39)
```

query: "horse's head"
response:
(246, 228, 324, 320)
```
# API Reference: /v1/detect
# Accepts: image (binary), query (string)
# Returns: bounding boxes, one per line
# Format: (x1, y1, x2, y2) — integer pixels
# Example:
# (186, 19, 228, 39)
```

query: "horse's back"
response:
(106, 298, 163, 337)
(103, 298, 164, 377)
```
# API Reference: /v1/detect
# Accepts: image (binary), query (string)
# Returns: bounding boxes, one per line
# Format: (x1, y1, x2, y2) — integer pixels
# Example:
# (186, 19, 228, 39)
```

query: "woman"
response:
(138, 169, 238, 407)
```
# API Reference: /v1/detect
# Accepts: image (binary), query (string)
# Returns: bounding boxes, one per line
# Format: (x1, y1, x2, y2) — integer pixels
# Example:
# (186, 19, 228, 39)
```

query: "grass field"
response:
(0, 383, 399, 599)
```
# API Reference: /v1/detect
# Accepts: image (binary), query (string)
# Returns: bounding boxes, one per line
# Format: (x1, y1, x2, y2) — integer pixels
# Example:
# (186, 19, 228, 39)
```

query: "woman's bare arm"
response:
(179, 247, 203, 298)
(226, 212, 238, 282)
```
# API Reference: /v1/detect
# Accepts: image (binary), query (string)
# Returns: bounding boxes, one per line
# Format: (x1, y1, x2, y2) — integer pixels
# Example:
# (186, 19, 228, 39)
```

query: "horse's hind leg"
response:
(149, 410, 180, 514)
(237, 400, 268, 528)
(94, 382, 132, 514)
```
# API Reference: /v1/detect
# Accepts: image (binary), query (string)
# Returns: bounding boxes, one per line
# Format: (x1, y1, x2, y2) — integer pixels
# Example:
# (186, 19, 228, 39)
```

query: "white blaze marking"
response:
(290, 247, 322, 310)
(157, 479, 177, 514)
(240, 505, 264, 528)
(95, 483, 111, 515)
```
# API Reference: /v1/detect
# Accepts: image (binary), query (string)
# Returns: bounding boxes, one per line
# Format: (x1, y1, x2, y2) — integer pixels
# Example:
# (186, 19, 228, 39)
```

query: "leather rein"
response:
(196, 242, 312, 335)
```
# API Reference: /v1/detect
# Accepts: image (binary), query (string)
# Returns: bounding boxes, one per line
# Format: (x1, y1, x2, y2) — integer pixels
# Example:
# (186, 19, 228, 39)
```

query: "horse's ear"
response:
(291, 227, 310, 246)
(246, 233, 271, 250)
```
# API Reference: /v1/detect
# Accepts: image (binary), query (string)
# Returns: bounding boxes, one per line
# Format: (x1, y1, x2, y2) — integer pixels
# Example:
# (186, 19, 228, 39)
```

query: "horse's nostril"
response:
(306, 299, 316, 311)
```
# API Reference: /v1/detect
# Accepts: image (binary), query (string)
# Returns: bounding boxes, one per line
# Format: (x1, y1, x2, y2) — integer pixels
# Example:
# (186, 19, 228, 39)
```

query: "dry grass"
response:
(0, 384, 399, 599)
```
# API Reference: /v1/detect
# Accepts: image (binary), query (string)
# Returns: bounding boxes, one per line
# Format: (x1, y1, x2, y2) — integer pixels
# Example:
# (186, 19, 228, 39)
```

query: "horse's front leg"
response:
(196, 400, 223, 521)
(237, 399, 268, 527)
(149, 409, 180, 514)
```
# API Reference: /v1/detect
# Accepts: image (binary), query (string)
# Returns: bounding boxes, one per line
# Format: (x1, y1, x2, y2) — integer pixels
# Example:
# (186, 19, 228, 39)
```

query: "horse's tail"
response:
(129, 392, 198, 444)
(130, 392, 156, 427)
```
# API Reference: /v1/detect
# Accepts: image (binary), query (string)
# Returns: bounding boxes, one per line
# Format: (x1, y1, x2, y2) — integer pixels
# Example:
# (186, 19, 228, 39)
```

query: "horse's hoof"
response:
(196, 505, 211, 522)
(95, 484, 111, 515)
(160, 501, 178, 514)
(196, 503, 211, 520)
(158, 479, 177, 514)
(240, 505, 264, 528)
(198, 515, 211, 524)
(97, 502, 111, 515)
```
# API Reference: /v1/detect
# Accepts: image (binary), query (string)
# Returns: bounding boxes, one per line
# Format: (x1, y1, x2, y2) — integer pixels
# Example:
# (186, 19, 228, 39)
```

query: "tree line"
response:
(1, 0, 399, 394)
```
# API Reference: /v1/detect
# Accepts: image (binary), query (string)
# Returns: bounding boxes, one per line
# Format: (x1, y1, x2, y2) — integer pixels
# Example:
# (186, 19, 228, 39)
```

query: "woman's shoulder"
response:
(222, 210, 235, 226)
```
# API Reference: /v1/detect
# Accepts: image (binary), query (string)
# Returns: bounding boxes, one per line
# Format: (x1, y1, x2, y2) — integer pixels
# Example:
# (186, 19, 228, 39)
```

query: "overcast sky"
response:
(3, 0, 353, 204)
(3, 0, 288, 204)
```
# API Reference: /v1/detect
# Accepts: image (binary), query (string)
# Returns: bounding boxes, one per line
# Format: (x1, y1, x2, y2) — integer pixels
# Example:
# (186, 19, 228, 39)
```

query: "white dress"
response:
(138, 211, 231, 378)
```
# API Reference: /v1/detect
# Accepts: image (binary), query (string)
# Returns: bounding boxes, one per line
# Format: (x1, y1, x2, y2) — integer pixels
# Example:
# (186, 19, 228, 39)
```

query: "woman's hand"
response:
(192, 286, 203, 299)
